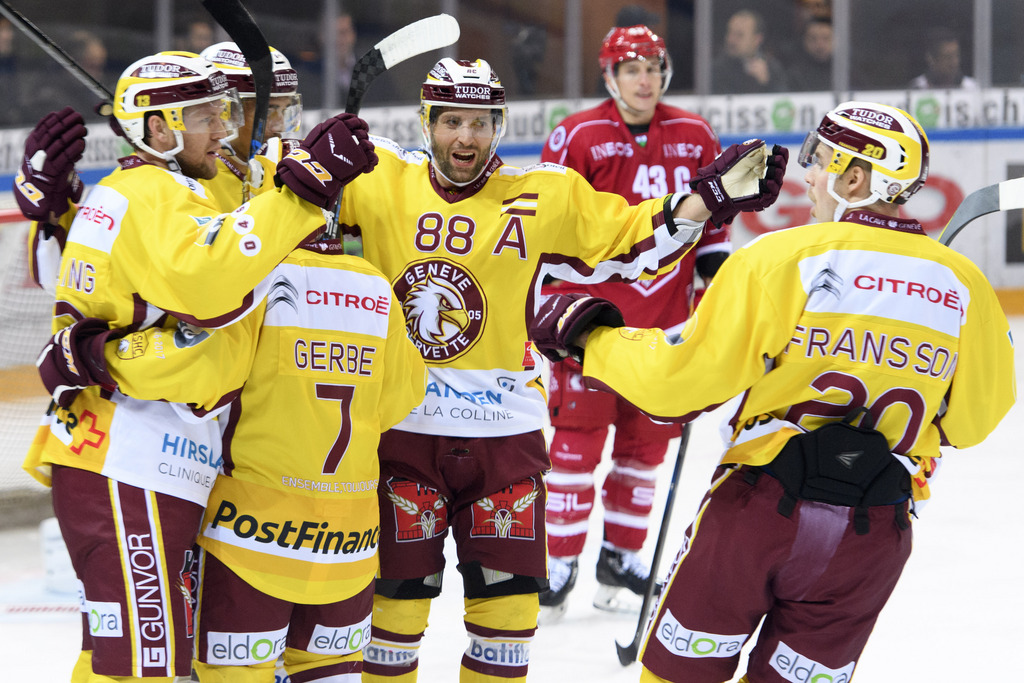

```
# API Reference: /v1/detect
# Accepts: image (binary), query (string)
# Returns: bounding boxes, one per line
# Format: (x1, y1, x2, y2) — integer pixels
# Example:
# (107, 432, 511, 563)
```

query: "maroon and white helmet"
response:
(200, 42, 302, 135)
(599, 25, 673, 98)
(200, 42, 299, 95)
(113, 51, 243, 161)
(419, 58, 507, 162)
(799, 101, 930, 220)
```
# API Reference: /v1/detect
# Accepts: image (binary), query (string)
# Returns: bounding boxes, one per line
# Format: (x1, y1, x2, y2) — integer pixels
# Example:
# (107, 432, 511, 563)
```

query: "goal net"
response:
(0, 209, 55, 528)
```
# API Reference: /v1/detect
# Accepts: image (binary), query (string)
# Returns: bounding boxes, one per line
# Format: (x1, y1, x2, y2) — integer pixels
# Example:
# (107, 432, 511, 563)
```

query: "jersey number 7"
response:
(316, 383, 355, 474)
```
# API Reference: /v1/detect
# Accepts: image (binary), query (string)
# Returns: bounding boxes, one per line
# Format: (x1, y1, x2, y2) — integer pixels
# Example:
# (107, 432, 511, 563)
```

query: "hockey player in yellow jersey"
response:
(46, 235, 427, 682)
(332, 58, 786, 683)
(26, 51, 378, 682)
(529, 101, 1015, 683)
(21, 44, 304, 291)
(199, 42, 303, 205)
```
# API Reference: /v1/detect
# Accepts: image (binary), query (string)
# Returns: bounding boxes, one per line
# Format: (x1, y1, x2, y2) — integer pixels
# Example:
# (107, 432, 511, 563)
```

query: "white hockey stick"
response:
(327, 14, 460, 238)
(939, 177, 1024, 246)
(344, 13, 460, 115)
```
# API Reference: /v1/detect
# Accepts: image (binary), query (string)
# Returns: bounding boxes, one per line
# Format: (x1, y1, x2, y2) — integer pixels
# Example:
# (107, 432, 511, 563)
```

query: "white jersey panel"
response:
(86, 393, 221, 505)
(262, 262, 392, 338)
(395, 366, 547, 437)
(797, 250, 969, 337)
(66, 184, 129, 254)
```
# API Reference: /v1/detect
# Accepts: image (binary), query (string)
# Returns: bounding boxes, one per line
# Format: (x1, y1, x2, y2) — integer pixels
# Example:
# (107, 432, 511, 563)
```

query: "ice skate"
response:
(538, 556, 578, 625)
(593, 545, 658, 613)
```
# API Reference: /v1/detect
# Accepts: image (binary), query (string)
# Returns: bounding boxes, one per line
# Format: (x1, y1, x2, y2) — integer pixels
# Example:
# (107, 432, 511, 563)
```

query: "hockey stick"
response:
(201, 0, 272, 202)
(327, 13, 460, 238)
(201, 0, 273, 159)
(939, 176, 1024, 246)
(344, 13, 460, 115)
(616, 422, 691, 666)
(0, 0, 113, 114)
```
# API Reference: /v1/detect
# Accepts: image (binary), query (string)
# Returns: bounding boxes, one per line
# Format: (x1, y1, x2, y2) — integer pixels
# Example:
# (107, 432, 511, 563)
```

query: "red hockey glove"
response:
(14, 107, 87, 223)
(530, 293, 625, 364)
(37, 318, 117, 409)
(689, 140, 789, 227)
(276, 113, 378, 209)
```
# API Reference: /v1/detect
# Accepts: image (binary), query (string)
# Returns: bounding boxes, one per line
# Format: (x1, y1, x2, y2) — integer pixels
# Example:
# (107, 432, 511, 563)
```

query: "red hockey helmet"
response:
(599, 25, 673, 95)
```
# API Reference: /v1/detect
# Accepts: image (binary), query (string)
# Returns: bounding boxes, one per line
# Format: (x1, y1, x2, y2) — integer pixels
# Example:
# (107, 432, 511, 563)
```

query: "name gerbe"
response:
(294, 339, 376, 376)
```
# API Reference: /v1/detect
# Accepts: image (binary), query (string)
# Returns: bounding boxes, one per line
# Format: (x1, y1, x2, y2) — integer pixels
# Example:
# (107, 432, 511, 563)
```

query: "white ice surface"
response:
(3, 319, 1022, 681)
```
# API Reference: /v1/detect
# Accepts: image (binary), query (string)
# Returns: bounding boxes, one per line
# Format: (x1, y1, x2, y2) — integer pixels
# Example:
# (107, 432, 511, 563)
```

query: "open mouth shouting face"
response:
(429, 107, 497, 186)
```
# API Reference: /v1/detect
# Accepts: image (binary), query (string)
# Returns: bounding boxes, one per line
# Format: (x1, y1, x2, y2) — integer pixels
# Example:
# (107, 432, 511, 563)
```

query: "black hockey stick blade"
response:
(0, 0, 113, 114)
(615, 422, 692, 666)
(201, 0, 273, 159)
(939, 177, 1024, 246)
(344, 13, 460, 115)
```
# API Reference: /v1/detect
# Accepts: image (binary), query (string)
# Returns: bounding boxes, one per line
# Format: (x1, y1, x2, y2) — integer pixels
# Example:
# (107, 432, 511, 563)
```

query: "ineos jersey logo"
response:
(393, 258, 486, 362)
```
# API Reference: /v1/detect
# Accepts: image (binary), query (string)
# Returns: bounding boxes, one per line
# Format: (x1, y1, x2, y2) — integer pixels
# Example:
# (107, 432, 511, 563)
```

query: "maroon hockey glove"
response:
(530, 293, 625, 364)
(276, 113, 378, 209)
(37, 318, 117, 409)
(689, 140, 789, 227)
(14, 107, 87, 223)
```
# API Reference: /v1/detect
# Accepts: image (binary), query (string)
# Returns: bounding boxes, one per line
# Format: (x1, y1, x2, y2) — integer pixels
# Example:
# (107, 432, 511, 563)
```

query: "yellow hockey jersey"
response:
(97, 245, 426, 602)
(338, 137, 699, 438)
(24, 155, 326, 504)
(581, 212, 1015, 503)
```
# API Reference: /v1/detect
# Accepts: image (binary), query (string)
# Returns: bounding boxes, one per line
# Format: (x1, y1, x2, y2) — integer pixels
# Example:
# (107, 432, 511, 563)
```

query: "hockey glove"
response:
(37, 318, 118, 409)
(14, 107, 87, 223)
(276, 113, 378, 210)
(689, 140, 789, 227)
(530, 293, 625, 364)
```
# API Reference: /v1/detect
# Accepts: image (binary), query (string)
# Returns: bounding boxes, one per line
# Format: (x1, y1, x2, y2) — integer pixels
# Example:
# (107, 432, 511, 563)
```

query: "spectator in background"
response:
(512, 24, 546, 95)
(909, 27, 978, 89)
(179, 19, 215, 53)
(335, 11, 358, 97)
(712, 9, 789, 94)
(788, 17, 833, 91)
(616, 4, 661, 31)
(330, 12, 397, 106)
(21, 29, 109, 122)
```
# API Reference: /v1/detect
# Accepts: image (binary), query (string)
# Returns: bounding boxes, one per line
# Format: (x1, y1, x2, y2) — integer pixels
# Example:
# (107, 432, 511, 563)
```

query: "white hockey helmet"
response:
(799, 101, 929, 221)
(114, 51, 243, 163)
(419, 58, 508, 167)
(199, 42, 302, 134)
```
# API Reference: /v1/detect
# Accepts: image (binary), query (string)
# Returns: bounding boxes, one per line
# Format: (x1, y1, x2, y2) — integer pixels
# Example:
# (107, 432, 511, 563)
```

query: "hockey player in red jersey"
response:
(530, 101, 1015, 683)
(538, 24, 730, 619)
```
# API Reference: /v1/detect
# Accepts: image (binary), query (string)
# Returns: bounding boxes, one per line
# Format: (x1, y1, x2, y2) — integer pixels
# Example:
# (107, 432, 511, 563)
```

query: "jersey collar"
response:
(844, 210, 925, 235)
(428, 155, 503, 203)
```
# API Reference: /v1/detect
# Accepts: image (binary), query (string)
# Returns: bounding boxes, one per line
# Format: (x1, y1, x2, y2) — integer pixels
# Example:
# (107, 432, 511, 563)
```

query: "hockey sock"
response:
(362, 595, 430, 682)
(460, 594, 538, 682)
(602, 461, 658, 551)
(639, 666, 673, 682)
(544, 468, 596, 557)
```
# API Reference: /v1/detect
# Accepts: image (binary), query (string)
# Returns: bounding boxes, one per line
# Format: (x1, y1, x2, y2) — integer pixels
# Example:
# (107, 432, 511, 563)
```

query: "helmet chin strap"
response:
(135, 131, 185, 174)
(604, 73, 645, 118)
(826, 173, 876, 222)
